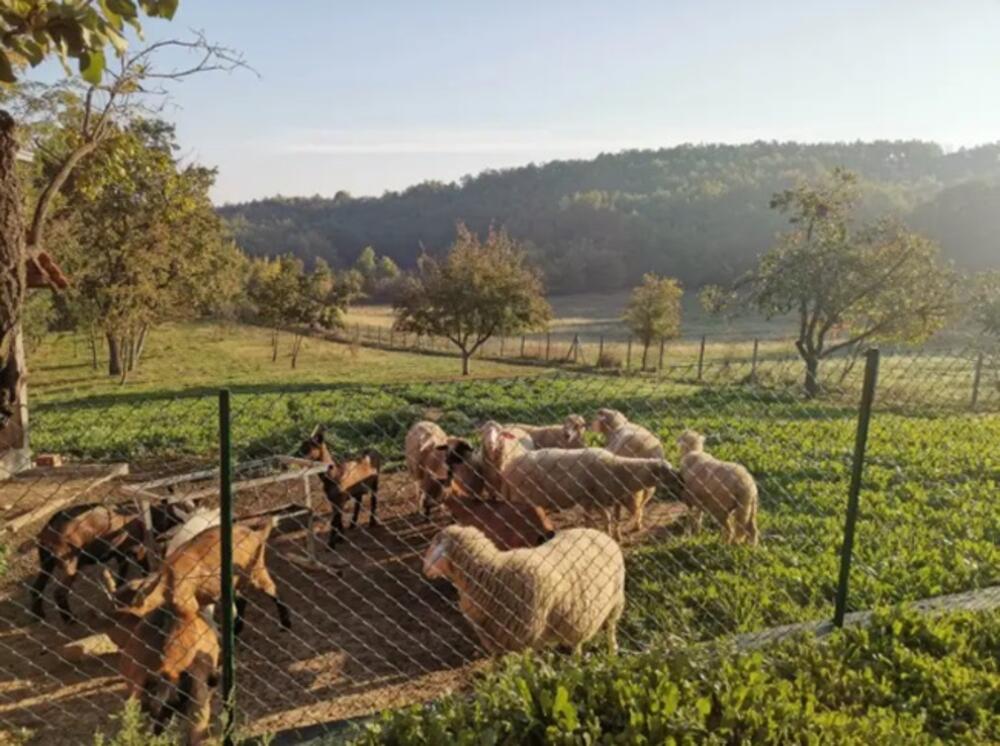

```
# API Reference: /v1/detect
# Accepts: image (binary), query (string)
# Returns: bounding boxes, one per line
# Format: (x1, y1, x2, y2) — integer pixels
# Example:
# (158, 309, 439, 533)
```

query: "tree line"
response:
(219, 141, 1000, 295)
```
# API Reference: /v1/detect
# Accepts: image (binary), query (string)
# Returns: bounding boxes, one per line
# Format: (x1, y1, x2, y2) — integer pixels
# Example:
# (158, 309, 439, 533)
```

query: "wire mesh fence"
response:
(0, 343, 997, 743)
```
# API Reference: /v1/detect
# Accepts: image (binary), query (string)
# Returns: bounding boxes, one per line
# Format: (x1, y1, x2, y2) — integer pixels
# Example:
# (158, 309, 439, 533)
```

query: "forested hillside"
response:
(219, 141, 1000, 294)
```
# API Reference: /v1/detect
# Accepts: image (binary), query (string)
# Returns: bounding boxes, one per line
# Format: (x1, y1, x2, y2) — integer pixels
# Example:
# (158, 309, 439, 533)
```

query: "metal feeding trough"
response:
(121, 455, 330, 571)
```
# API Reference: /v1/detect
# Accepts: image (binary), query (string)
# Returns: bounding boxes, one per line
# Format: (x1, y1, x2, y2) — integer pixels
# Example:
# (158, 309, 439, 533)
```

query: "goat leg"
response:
(29, 547, 57, 620)
(368, 486, 379, 528)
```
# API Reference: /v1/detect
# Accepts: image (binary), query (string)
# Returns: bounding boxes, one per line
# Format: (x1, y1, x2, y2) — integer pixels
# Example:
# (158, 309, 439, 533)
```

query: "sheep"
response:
(478, 421, 534, 500)
(442, 494, 555, 551)
(115, 518, 292, 634)
(676, 430, 759, 546)
(505, 415, 587, 449)
(405, 421, 473, 517)
(423, 525, 624, 655)
(297, 426, 382, 547)
(29, 499, 193, 624)
(591, 408, 666, 530)
(103, 576, 220, 746)
(484, 426, 684, 539)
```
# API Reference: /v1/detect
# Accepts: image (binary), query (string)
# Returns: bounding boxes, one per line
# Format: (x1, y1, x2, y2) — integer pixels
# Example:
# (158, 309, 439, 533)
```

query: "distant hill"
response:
(219, 141, 1000, 294)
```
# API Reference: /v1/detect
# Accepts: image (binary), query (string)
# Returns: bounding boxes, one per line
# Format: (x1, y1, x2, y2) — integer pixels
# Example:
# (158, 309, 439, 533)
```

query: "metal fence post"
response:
(833, 348, 880, 628)
(219, 390, 236, 745)
(971, 352, 984, 410)
(698, 334, 706, 381)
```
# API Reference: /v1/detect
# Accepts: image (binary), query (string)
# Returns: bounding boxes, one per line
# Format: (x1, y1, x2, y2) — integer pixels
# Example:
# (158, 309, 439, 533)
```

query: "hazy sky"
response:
(68, 1, 1000, 203)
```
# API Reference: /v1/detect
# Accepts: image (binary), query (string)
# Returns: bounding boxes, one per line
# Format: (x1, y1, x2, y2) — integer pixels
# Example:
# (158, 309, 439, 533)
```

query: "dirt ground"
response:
(0, 466, 685, 744)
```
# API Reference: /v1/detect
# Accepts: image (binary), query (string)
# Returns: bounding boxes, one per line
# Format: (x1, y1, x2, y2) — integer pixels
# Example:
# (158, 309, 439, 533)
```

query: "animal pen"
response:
(0, 344, 998, 744)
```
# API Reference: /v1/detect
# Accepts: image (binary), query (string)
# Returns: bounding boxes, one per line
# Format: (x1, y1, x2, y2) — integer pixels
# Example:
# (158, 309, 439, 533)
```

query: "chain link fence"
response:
(0, 343, 997, 743)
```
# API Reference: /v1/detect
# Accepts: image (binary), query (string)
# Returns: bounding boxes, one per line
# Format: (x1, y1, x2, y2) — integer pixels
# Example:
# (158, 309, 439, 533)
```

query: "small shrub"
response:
(92, 700, 179, 746)
(596, 350, 622, 369)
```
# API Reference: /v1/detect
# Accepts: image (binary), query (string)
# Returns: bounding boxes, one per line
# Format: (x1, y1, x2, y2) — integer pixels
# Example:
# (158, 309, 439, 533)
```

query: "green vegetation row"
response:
(352, 608, 1000, 745)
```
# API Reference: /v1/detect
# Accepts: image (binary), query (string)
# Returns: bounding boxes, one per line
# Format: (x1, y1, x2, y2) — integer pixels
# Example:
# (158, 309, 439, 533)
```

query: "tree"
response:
(55, 120, 241, 381)
(1, 1, 244, 436)
(706, 169, 958, 396)
(971, 271, 1000, 338)
(623, 273, 683, 369)
(246, 255, 344, 367)
(394, 223, 551, 375)
(354, 246, 377, 279)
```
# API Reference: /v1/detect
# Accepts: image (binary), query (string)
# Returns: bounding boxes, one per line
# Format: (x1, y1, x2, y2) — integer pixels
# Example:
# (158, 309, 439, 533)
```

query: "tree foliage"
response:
(623, 273, 683, 369)
(393, 223, 551, 375)
(708, 169, 957, 395)
(53, 119, 241, 380)
(0, 0, 179, 84)
(971, 271, 1000, 338)
(246, 254, 345, 367)
(220, 141, 1000, 294)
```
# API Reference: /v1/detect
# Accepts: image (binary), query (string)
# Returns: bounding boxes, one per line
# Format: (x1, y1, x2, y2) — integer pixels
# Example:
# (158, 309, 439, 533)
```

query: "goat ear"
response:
(423, 536, 449, 578)
(310, 424, 326, 442)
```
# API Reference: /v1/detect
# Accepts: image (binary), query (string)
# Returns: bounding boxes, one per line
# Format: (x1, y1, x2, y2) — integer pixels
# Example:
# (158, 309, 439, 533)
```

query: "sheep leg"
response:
(251, 563, 292, 629)
(53, 557, 80, 625)
(29, 547, 58, 620)
(606, 597, 624, 655)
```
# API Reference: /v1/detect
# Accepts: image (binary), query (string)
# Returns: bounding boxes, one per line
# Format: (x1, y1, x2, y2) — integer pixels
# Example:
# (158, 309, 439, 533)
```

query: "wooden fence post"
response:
(377, 327, 382, 346)
(572, 334, 580, 364)
(658, 338, 666, 370)
(971, 352, 985, 410)
(598, 335, 604, 362)
(697, 334, 706, 381)
(750, 338, 759, 381)
(626, 337, 632, 370)
(545, 334, 551, 361)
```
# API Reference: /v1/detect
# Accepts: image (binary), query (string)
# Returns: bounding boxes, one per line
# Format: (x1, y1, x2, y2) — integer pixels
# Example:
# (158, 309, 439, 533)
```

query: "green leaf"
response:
(105, 0, 140, 18)
(79, 49, 106, 85)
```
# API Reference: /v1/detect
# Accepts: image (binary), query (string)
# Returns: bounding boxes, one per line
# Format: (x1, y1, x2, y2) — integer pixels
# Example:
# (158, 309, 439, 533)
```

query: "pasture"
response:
(1, 323, 997, 741)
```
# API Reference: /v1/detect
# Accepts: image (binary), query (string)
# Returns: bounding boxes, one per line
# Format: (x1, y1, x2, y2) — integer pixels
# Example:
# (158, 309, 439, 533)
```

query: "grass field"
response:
(6, 320, 998, 742)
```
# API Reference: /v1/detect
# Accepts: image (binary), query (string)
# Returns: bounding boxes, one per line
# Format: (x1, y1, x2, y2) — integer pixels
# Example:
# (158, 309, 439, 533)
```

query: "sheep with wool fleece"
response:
(676, 429, 759, 546)
(423, 524, 624, 655)
(591, 408, 666, 530)
(505, 414, 587, 449)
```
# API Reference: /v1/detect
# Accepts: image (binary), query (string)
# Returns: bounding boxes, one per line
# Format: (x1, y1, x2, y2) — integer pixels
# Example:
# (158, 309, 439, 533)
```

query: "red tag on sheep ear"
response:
(501, 432, 516, 440)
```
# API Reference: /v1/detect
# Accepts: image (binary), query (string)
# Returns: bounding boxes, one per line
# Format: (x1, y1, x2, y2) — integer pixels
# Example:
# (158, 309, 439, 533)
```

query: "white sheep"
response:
(591, 408, 665, 530)
(677, 430, 759, 546)
(423, 524, 624, 655)
(485, 426, 684, 539)
(166, 506, 220, 558)
(406, 421, 472, 517)
(478, 421, 534, 500)
(505, 415, 587, 449)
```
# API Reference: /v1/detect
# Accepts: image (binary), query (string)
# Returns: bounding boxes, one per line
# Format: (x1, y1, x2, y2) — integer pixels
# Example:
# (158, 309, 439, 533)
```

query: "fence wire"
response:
(0, 342, 997, 743)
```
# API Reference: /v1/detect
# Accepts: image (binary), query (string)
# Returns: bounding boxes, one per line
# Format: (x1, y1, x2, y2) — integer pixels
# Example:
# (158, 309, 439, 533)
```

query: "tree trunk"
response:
(107, 334, 122, 377)
(89, 331, 98, 371)
(461, 350, 470, 376)
(0, 111, 26, 435)
(291, 335, 302, 369)
(804, 355, 821, 398)
(133, 324, 149, 369)
(271, 329, 279, 362)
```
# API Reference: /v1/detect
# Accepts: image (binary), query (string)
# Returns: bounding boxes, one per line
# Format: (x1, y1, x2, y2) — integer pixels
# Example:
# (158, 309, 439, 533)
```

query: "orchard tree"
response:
(623, 273, 683, 369)
(1, 0, 244, 432)
(394, 223, 551, 375)
(705, 169, 957, 396)
(55, 121, 243, 381)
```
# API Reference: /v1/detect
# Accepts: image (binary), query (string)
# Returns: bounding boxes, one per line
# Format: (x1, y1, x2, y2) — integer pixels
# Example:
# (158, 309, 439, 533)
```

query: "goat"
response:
(114, 518, 291, 634)
(103, 570, 220, 745)
(29, 499, 193, 624)
(297, 425, 381, 547)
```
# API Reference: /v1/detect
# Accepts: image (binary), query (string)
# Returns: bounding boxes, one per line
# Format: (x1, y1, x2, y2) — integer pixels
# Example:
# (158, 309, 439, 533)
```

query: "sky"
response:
(43, 0, 1000, 204)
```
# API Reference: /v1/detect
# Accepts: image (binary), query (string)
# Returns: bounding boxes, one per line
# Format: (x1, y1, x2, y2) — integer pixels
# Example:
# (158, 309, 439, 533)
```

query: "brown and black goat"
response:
(103, 571, 220, 745)
(298, 425, 381, 548)
(30, 499, 193, 624)
(115, 518, 292, 634)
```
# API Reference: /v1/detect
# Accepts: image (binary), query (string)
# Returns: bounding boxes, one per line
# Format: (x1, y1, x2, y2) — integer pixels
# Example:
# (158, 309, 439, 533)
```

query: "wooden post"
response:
(697, 335, 706, 381)
(658, 338, 666, 370)
(377, 327, 382, 346)
(545, 334, 551, 361)
(626, 337, 632, 370)
(751, 338, 760, 380)
(520, 335, 526, 358)
(572, 334, 580, 364)
(598, 335, 604, 361)
(971, 352, 985, 410)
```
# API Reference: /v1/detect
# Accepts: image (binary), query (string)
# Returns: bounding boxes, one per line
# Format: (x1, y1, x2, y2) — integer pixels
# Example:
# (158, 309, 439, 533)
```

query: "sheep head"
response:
(562, 414, 587, 447)
(590, 408, 628, 438)
(677, 430, 705, 457)
(423, 532, 453, 579)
